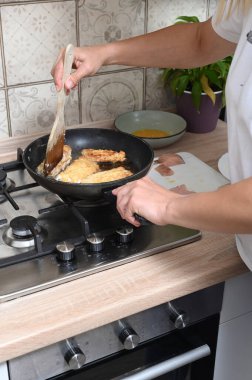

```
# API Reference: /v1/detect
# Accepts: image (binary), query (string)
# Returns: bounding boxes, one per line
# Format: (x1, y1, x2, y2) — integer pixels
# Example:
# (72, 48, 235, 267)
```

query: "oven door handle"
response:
(122, 344, 210, 380)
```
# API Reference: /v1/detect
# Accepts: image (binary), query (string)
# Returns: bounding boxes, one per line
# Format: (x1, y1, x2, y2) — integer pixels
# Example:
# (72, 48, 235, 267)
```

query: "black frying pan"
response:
(23, 128, 154, 204)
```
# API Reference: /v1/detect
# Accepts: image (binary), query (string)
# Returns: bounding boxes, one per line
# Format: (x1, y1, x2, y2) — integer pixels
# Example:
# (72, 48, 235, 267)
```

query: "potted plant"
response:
(162, 16, 232, 133)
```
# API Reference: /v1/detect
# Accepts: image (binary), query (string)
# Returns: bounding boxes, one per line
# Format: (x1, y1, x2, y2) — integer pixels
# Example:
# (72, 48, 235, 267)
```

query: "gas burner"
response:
(3, 216, 45, 249)
(10, 216, 41, 238)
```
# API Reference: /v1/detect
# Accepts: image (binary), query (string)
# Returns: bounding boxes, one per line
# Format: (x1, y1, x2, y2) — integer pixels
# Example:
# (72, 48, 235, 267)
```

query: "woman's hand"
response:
(51, 45, 109, 92)
(112, 177, 182, 227)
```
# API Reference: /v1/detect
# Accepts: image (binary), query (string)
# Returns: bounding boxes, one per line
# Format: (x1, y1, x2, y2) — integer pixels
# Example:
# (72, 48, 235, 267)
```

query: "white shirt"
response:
(212, 3, 252, 270)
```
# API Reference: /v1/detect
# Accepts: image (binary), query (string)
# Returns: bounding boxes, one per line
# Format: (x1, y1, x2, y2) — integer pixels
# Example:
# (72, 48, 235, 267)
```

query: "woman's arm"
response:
(113, 177, 252, 234)
(52, 18, 236, 91)
(106, 19, 235, 69)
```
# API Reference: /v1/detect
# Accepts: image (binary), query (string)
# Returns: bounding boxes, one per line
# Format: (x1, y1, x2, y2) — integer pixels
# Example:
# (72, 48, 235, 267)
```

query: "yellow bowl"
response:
(115, 110, 186, 149)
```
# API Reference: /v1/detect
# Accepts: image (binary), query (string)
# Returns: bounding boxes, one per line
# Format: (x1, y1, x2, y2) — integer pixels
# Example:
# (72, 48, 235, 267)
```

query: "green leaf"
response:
(212, 61, 226, 78)
(203, 68, 222, 88)
(170, 76, 180, 95)
(175, 15, 200, 23)
(162, 68, 174, 84)
(191, 81, 202, 111)
(176, 75, 190, 96)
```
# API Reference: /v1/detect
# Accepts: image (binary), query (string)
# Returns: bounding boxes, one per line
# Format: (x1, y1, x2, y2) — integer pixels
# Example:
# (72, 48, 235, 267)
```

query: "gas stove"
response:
(0, 150, 201, 303)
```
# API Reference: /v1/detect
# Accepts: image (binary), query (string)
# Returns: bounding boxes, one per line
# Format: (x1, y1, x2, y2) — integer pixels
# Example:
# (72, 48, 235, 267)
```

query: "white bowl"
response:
(218, 152, 230, 180)
(115, 110, 186, 149)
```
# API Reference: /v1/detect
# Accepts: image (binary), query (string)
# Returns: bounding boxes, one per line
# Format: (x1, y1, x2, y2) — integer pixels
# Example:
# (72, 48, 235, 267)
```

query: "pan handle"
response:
(133, 214, 151, 226)
(103, 189, 152, 226)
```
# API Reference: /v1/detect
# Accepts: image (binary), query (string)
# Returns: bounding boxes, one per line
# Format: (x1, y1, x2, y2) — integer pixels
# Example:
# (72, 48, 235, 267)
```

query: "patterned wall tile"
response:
(145, 68, 175, 110)
(208, 0, 218, 16)
(0, 0, 48, 3)
(0, 51, 4, 87)
(79, 0, 145, 45)
(0, 90, 9, 138)
(8, 83, 79, 136)
(78, 0, 145, 72)
(147, 0, 207, 32)
(1, 1, 77, 86)
(81, 70, 143, 122)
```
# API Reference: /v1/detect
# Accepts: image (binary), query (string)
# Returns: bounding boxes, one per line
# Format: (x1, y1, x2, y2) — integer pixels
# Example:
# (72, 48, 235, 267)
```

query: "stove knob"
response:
(64, 339, 86, 370)
(56, 241, 75, 262)
(117, 320, 140, 350)
(168, 302, 189, 329)
(116, 226, 134, 244)
(87, 234, 104, 252)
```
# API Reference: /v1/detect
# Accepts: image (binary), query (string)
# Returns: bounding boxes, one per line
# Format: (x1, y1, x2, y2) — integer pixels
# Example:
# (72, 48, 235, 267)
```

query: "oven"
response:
(7, 283, 223, 380)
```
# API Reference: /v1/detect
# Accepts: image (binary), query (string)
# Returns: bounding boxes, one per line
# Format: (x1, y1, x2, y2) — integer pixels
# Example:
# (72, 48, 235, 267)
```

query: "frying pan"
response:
(23, 128, 154, 204)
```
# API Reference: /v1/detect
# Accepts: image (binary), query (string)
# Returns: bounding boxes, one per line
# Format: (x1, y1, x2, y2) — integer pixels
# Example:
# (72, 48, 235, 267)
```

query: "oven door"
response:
(49, 314, 219, 380)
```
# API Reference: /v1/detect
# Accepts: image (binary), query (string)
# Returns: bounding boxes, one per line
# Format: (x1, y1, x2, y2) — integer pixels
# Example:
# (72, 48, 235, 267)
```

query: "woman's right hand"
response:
(51, 45, 109, 93)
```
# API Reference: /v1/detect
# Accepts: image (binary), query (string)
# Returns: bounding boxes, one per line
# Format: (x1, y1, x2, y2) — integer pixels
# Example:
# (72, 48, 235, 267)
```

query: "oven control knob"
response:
(117, 320, 140, 350)
(168, 302, 189, 329)
(64, 339, 86, 370)
(87, 234, 104, 252)
(56, 241, 75, 262)
(116, 226, 134, 244)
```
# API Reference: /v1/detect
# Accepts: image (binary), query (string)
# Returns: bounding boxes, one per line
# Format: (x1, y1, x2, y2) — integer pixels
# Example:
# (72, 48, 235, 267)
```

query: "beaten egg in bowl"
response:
(115, 110, 186, 148)
(132, 129, 170, 138)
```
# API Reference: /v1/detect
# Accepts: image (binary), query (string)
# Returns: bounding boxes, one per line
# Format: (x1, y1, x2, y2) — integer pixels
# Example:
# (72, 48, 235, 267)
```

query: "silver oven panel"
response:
(8, 284, 223, 380)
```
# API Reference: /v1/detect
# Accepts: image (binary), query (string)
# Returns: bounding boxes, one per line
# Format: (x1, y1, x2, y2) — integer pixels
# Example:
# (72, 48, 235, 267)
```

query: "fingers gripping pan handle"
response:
(103, 190, 152, 226)
(133, 214, 151, 226)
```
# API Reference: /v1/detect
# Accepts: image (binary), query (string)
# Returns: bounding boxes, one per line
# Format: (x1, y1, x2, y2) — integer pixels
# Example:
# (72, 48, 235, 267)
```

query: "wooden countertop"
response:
(0, 120, 248, 362)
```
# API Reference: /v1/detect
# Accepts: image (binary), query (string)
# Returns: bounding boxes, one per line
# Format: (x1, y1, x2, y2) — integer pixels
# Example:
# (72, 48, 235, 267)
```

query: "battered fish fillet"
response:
(81, 149, 126, 163)
(82, 167, 133, 184)
(37, 145, 72, 177)
(56, 156, 99, 183)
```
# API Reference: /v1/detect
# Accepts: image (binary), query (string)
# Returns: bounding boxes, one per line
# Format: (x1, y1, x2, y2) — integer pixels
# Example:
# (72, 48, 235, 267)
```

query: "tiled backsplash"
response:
(0, 0, 216, 139)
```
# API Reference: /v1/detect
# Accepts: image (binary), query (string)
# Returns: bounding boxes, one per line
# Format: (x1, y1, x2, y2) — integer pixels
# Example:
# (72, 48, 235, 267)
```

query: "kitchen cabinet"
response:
(214, 272, 252, 380)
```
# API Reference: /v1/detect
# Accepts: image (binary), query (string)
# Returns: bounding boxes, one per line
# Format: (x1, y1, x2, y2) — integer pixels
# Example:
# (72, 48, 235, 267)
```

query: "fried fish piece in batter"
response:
(37, 145, 72, 177)
(56, 156, 99, 183)
(81, 149, 126, 163)
(82, 167, 133, 184)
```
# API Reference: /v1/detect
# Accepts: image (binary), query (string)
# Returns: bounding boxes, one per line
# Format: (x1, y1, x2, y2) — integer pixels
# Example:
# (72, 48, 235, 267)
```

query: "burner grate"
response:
(0, 148, 39, 210)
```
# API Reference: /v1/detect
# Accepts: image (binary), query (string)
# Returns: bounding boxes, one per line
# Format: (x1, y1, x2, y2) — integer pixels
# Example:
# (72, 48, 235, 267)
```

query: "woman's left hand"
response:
(112, 177, 181, 227)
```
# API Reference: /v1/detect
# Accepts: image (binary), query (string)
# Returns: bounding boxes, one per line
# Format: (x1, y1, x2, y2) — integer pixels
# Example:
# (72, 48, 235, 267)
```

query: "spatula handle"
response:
(46, 44, 74, 155)
(57, 44, 74, 112)
(62, 44, 75, 88)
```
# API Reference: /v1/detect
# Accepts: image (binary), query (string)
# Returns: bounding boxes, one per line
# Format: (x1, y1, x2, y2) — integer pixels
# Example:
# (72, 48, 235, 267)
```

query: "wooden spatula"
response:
(43, 44, 74, 176)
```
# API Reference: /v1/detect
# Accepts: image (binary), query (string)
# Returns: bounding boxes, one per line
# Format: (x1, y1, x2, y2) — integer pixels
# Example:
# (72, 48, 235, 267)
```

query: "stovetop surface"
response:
(0, 161, 201, 302)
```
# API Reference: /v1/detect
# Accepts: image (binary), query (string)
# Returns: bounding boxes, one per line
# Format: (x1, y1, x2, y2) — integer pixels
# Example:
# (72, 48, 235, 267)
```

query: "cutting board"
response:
(148, 152, 229, 192)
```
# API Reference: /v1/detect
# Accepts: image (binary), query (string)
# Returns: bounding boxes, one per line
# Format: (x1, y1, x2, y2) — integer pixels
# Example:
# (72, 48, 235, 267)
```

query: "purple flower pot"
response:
(176, 90, 222, 133)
